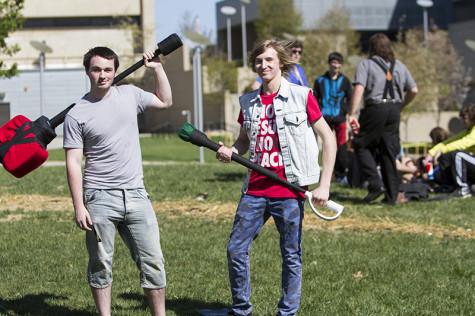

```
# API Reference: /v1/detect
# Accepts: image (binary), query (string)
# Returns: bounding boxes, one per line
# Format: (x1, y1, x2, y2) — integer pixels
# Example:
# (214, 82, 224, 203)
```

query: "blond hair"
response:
(248, 39, 295, 75)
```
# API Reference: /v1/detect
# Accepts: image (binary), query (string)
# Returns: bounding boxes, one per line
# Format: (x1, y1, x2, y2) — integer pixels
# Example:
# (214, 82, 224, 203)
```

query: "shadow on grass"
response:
(120, 292, 228, 316)
(168, 297, 229, 316)
(332, 190, 456, 205)
(0, 293, 92, 315)
(330, 191, 366, 204)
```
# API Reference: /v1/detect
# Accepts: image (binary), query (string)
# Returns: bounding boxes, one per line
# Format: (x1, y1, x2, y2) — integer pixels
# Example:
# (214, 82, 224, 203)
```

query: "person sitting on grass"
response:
(429, 126, 449, 146)
(424, 103, 475, 198)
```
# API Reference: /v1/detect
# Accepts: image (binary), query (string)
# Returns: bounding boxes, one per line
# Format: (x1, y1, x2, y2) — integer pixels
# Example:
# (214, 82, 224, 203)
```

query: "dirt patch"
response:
(160, 200, 474, 239)
(0, 194, 72, 214)
(0, 194, 473, 239)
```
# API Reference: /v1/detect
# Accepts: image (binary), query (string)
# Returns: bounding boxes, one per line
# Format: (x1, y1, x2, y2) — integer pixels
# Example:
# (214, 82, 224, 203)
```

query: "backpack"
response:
(399, 182, 430, 201)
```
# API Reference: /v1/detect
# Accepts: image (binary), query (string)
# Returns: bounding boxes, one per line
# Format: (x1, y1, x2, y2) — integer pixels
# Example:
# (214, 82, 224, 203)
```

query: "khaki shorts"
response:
(84, 188, 166, 289)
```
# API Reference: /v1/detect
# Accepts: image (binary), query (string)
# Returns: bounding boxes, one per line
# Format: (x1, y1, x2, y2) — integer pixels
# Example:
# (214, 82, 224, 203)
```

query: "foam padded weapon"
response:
(0, 33, 183, 178)
(178, 122, 344, 221)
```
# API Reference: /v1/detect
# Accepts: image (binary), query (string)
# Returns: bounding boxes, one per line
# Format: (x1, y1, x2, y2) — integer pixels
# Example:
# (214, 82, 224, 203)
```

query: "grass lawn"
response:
(0, 146, 474, 315)
(47, 134, 220, 162)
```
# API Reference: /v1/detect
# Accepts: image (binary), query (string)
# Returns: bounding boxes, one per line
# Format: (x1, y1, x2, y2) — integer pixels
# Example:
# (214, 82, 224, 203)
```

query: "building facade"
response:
(0, 0, 155, 132)
(216, 0, 453, 62)
(449, 0, 475, 104)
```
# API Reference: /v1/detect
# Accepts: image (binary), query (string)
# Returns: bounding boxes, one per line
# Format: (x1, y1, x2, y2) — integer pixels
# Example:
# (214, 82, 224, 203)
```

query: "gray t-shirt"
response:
(354, 56, 416, 106)
(63, 85, 156, 189)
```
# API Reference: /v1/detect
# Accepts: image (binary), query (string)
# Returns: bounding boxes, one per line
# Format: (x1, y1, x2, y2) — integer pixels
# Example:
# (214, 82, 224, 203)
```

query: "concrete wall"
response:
(3, 0, 155, 70)
(0, 69, 89, 135)
(7, 29, 137, 69)
(400, 111, 464, 143)
(138, 46, 194, 132)
(0, 0, 159, 133)
(22, 0, 141, 17)
(0, 101, 10, 126)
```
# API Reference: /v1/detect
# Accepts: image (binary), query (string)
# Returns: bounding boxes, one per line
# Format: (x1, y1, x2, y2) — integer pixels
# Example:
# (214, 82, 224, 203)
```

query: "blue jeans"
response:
(227, 194, 304, 316)
(84, 188, 166, 289)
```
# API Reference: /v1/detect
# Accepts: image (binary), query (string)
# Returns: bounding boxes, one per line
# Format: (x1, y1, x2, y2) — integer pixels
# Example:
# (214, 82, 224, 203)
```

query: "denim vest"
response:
(239, 77, 320, 190)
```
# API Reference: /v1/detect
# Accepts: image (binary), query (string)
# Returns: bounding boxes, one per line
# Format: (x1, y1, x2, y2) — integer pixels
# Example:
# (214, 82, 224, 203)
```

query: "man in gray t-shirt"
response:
(63, 46, 172, 316)
(349, 33, 418, 205)
(353, 56, 416, 106)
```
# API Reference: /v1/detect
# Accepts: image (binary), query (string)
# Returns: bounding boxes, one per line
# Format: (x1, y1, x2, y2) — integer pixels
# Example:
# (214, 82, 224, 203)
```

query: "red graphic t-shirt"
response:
(238, 90, 322, 198)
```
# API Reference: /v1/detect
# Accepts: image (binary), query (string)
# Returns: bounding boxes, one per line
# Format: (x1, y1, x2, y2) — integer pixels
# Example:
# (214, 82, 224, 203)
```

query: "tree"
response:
(117, 16, 143, 54)
(394, 29, 472, 124)
(254, 0, 302, 40)
(179, 11, 237, 93)
(300, 3, 360, 83)
(0, 0, 24, 78)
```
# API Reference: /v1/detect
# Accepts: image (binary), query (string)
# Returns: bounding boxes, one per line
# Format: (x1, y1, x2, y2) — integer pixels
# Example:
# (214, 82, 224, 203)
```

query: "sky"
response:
(155, 0, 220, 44)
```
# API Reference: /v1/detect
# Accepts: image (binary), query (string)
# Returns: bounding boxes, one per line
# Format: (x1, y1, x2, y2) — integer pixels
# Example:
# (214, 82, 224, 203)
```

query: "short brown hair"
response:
(368, 33, 395, 62)
(289, 39, 303, 51)
(83, 46, 119, 71)
(248, 39, 295, 75)
(429, 127, 449, 145)
(459, 103, 475, 126)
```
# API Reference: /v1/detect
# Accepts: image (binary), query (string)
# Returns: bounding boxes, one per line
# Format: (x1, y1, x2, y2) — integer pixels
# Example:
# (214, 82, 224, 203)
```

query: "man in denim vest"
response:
(250, 40, 308, 90)
(217, 40, 337, 316)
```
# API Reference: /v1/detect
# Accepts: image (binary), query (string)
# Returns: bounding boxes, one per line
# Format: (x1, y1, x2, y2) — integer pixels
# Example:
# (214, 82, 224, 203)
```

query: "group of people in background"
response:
(253, 33, 475, 206)
(219, 32, 475, 316)
(62, 32, 474, 316)
(422, 104, 475, 198)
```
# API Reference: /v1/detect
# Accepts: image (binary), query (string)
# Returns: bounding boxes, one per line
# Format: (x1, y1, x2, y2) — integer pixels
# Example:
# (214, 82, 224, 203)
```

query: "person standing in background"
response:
(349, 33, 418, 205)
(314, 52, 352, 182)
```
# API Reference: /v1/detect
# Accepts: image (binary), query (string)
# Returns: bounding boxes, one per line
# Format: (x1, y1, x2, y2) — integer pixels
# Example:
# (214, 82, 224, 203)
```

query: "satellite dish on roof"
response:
(30, 40, 53, 54)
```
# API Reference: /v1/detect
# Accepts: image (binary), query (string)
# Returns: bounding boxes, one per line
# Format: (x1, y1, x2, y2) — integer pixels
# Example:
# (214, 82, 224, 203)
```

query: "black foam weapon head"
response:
(156, 33, 183, 56)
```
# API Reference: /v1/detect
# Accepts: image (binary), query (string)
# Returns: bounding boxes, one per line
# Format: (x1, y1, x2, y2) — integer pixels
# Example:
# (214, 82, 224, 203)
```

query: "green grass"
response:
(2, 165, 474, 228)
(47, 134, 220, 162)
(0, 162, 474, 315)
(0, 212, 473, 315)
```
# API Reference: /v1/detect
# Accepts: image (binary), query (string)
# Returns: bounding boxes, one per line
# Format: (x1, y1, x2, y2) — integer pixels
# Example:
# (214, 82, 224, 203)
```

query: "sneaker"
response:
(336, 176, 349, 186)
(451, 189, 472, 199)
(363, 187, 386, 203)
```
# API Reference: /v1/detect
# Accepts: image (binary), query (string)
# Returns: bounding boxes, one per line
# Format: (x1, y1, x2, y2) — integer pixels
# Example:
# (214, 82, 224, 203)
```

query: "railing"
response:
(402, 142, 431, 157)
